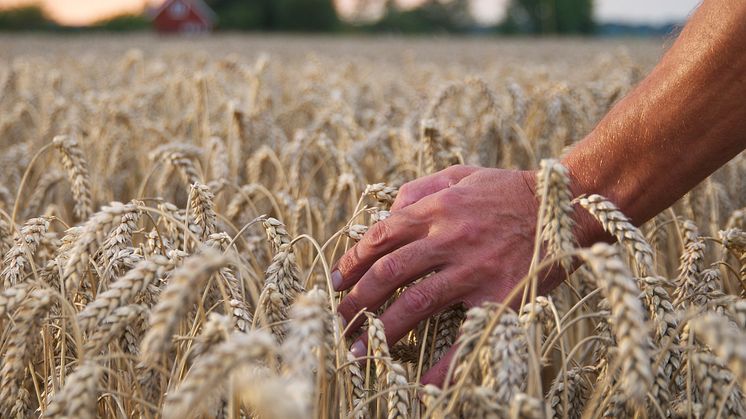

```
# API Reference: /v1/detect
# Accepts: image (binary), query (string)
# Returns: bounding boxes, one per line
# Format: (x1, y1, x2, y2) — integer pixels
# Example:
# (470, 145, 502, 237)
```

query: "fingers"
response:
(350, 269, 464, 358)
(391, 165, 477, 211)
(421, 344, 460, 386)
(332, 211, 425, 291)
(337, 240, 442, 327)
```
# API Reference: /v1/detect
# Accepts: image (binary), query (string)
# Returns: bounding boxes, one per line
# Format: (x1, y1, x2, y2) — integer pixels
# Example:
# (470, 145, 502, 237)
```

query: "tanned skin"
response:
(332, 0, 746, 386)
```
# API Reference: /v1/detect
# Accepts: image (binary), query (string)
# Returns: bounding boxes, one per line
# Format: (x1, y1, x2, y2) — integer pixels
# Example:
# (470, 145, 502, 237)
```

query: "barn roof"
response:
(152, 0, 217, 23)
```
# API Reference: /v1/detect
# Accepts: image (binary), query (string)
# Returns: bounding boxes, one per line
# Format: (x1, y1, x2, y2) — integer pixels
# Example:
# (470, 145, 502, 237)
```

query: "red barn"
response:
(152, 0, 216, 34)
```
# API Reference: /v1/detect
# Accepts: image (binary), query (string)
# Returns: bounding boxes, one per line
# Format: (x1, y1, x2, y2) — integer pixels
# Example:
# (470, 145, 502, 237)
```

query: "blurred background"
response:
(0, 0, 700, 36)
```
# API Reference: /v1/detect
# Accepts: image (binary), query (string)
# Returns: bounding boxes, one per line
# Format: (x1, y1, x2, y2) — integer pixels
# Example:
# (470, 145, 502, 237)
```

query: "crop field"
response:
(1, 35, 745, 418)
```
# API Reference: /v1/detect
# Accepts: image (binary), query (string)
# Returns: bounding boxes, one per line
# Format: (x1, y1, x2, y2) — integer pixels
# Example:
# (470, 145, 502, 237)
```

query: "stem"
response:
(12, 143, 52, 226)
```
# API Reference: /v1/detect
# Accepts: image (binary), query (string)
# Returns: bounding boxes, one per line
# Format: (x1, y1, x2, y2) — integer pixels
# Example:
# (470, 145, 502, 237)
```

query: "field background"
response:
(2, 33, 746, 419)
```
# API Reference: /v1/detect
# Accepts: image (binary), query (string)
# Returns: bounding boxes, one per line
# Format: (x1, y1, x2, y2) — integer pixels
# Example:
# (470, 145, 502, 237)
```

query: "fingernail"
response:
(337, 314, 348, 329)
(350, 340, 366, 358)
(331, 270, 343, 290)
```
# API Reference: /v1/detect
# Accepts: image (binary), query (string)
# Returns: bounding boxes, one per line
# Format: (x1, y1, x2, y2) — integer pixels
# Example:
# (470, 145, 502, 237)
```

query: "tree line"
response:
(0, 0, 595, 34)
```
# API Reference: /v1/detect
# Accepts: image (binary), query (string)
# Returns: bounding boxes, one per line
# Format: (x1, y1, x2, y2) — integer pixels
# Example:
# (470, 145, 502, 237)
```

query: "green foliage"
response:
(502, 0, 594, 34)
(209, 0, 268, 30)
(94, 14, 150, 31)
(363, 1, 473, 34)
(273, 0, 339, 31)
(208, 0, 339, 31)
(0, 5, 54, 31)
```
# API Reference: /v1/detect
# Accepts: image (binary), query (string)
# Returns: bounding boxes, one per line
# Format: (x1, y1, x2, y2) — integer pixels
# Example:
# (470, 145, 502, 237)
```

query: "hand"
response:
(332, 165, 562, 386)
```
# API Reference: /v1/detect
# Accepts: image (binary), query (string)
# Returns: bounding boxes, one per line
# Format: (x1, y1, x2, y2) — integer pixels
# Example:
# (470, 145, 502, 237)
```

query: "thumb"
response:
(421, 343, 461, 387)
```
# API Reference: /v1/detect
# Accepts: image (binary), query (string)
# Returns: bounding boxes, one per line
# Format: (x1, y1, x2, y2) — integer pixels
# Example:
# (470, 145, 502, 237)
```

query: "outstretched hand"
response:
(333, 165, 564, 386)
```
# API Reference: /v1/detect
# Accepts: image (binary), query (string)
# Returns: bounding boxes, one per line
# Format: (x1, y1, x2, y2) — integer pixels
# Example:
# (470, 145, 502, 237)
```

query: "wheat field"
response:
(1, 35, 745, 418)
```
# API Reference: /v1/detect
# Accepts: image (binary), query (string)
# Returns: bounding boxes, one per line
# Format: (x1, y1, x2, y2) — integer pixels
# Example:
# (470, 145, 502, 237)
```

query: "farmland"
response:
(1, 35, 744, 418)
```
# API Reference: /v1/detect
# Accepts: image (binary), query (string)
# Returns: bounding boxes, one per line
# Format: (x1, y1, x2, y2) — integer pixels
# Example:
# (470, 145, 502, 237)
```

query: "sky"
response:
(0, 0, 703, 27)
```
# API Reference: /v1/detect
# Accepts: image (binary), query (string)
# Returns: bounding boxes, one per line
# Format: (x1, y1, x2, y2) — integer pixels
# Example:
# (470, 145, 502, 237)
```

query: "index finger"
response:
(332, 210, 426, 292)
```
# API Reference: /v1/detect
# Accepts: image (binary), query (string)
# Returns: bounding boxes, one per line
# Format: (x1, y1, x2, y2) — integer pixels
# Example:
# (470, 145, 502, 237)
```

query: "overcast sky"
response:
(0, 0, 703, 27)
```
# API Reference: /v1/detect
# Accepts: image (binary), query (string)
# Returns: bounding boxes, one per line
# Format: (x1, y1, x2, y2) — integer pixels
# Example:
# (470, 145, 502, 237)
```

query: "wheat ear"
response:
(690, 351, 746, 418)
(0, 288, 52, 416)
(1, 216, 49, 287)
(188, 182, 217, 241)
(52, 135, 93, 220)
(547, 366, 593, 419)
(77, 255, 170, 332)
(478, 309, 529, 404)
(346, 351, 369, 419)
(260, 242, 304, 338)
(581, 243, 652, 403)
(536, 158, 575, 270)
(691, 313, 746, 393)
(96, 201, 142, 281)
(60, 201, 140, 295)
(577, 194, 655, 276)
(281, 288, 330, 411)
(673, 220, 706, 309)
(163, 331, 276, 419)
(366, 313, 411, 419)
(83, 304, 147, 355)
(140, 249, 227, 365)
(45, 361, 103, 419)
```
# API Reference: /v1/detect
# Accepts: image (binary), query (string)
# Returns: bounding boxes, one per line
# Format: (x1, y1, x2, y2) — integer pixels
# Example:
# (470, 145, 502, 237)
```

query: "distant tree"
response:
(208, 0, 339, 31)
(274, 0, 339, 31)
(208, 0, 267, 30)
(95, 14, 149, 31)
(364, 0, 474, 34)
(503, 0, 594, 34)
(0, 5, 54, 31)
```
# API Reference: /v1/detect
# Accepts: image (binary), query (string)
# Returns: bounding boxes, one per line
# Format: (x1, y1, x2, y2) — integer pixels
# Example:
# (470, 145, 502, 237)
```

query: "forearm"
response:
(563, 0, 746, 243)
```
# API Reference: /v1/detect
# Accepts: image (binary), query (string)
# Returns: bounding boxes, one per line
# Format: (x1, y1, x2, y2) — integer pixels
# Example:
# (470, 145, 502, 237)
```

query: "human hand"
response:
(333, 165, 566, 386)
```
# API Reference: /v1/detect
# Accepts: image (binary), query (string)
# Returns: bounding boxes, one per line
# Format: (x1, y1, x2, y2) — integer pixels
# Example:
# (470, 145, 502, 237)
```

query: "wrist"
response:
(521, 168, 610, 250)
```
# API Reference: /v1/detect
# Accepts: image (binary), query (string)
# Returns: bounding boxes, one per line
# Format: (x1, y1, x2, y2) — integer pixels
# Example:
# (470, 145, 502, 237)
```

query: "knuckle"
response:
(444, 164, 465, 175)
(402, 285, 434, 314)
(366, 221, 392, 249)
(337, 254, 356, 277)
(398, 183, 412, 199)
(435, 189, 460, 209)
(454, 222, 480, 244)
(375, 255, 403, 281)
(340, 293, 363, 318)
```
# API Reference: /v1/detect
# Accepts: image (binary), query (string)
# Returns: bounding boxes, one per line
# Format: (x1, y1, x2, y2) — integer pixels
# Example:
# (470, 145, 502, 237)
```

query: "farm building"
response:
(152, 0, 216, 34)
